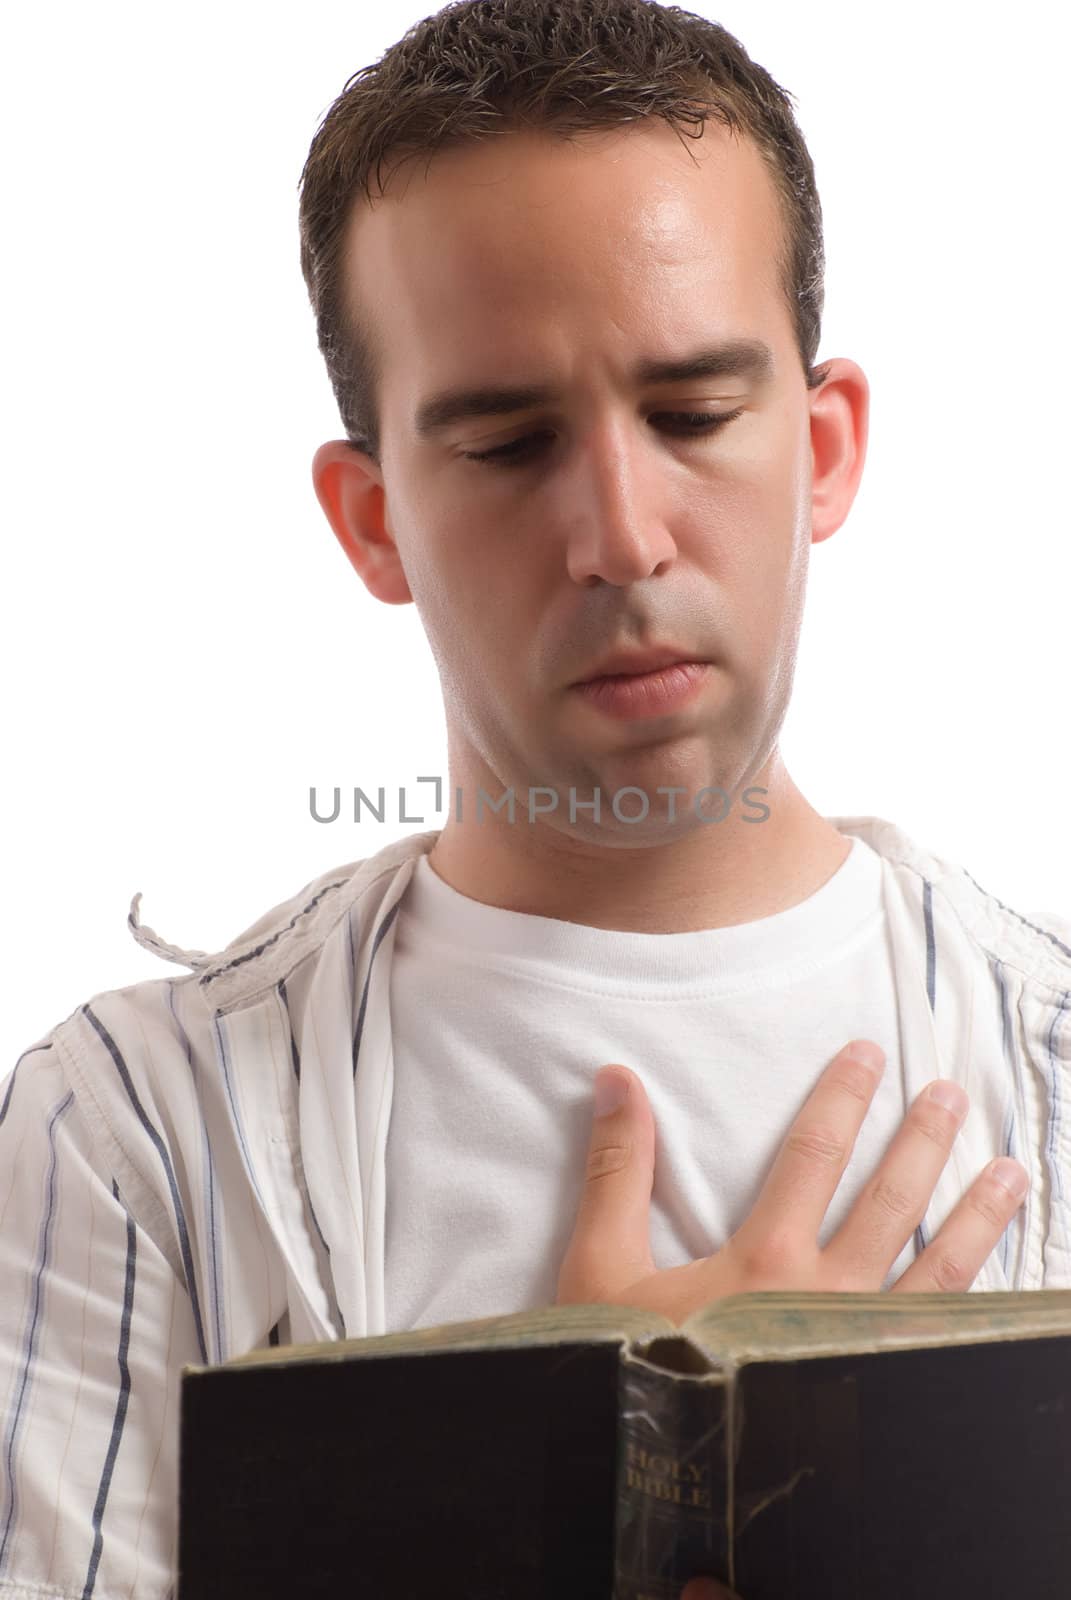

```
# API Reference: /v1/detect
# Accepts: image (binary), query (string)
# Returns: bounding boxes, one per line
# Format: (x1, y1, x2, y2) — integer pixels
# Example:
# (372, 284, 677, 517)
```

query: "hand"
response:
(556, 1039, 1028, 1325)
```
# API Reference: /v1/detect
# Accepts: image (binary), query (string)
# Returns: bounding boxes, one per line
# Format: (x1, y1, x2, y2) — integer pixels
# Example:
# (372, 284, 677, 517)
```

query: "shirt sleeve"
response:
(0, 1038, 199, 1600)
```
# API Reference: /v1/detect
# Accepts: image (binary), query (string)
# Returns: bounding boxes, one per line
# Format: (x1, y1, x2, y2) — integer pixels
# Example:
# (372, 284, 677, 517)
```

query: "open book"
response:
(178, 1289, 1071, 1599)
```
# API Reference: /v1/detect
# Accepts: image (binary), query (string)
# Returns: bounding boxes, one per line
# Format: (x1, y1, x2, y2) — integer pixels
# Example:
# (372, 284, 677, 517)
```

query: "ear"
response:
(311, 440, 414, 605)
(806, 358, 870, 546)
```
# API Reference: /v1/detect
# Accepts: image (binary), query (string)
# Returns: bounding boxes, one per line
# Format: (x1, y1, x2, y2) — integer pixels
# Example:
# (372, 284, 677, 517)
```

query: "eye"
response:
(460, 408, 746, 468)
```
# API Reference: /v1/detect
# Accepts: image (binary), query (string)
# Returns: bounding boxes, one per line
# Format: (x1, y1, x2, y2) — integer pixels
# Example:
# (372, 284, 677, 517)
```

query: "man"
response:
(2, 2, 1068, 1597)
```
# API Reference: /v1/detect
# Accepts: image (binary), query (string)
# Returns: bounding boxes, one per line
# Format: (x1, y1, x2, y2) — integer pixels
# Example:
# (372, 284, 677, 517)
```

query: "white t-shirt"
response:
(385, 833, 915, 1332)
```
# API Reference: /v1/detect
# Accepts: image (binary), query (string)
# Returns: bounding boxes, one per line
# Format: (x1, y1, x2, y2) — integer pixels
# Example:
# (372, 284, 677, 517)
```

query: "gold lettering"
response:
(625, 1471, 711, 1508)
(623, 1441, 710, 1489)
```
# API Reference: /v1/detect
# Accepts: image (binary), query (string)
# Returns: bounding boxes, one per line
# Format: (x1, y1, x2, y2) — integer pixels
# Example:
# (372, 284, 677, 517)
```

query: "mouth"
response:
(572, 647, 707, 685)
(569, 660, 712, 719)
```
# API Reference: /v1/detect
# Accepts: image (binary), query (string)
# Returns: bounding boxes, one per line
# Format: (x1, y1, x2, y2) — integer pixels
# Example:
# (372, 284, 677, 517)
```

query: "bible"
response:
(177, 1288, 1071, 1599)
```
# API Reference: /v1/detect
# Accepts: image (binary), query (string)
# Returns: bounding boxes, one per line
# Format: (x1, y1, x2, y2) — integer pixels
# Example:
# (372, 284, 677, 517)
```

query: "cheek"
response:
(410, 534, 523, 695)
(701, 464, 808, 656)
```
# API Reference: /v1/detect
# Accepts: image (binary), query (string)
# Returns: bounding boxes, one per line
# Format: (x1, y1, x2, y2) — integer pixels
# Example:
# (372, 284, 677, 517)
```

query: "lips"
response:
(571, 660, 712, 719)
(574, 646, 701, 684)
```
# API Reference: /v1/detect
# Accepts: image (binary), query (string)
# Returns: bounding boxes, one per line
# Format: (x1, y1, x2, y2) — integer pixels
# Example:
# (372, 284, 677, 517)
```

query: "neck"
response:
(425, 755, 852, 933)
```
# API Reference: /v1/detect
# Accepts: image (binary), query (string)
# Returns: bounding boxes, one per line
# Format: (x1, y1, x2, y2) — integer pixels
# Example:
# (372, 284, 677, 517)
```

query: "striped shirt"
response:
(1, 814, 1069, 1598)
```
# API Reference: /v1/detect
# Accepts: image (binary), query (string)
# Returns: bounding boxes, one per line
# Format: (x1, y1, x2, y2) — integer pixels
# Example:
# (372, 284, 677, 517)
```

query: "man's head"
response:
(300, 0, 867, 858)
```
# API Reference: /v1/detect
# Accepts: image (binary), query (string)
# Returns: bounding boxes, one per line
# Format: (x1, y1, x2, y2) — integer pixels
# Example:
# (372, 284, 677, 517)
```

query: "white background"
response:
(3, 1, 1067, 1066)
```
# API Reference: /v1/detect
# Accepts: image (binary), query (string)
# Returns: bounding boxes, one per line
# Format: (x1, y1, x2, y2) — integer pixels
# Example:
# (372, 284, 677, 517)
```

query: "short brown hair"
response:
(298, 0, 832, 464)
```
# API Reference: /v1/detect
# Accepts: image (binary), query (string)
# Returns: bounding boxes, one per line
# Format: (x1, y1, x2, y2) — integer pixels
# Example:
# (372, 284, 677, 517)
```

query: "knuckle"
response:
(922, 1249, 971, 1293)
(558, 1248, 611, 1302)
(822, 1263, 858, 1293)
(584, 1140, 631, 1183)
(736, 1229, 797, 1282)
(784, 1124, 848, 1167)
(968, 1184, 1010, 1231)
(827, 1063, 879, 1104)
(869, 1175, 916, 1220)
(908, 1108, 955, 1150)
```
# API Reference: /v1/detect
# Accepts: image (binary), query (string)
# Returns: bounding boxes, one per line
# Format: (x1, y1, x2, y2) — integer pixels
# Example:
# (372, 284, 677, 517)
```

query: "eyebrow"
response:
(413, 337, 776, 440)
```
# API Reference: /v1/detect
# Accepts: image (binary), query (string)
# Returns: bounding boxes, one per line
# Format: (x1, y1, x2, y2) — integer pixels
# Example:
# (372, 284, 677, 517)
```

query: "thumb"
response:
(556, 1065, 657, 1305)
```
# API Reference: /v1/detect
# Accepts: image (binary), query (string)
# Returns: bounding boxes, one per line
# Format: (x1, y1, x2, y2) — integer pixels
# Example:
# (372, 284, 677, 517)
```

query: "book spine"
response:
(612, 1343, 731, 1600)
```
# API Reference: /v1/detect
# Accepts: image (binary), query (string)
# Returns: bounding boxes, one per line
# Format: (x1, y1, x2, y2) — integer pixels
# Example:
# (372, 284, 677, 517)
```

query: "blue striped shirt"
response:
(1, 815, 1069, 1596)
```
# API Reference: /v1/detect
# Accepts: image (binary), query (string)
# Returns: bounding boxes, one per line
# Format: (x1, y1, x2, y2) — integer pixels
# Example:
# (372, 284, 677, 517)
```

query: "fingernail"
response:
(845, 1039, 884, 1073)
(990, 1158, 1028, 1199)
(594, 1068, 628, 1117)
(928, 1080, 968, 1117)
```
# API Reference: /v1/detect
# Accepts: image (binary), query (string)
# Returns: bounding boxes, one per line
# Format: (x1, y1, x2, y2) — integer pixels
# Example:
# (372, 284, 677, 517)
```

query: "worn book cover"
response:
(177, 1289, 1071, 1599)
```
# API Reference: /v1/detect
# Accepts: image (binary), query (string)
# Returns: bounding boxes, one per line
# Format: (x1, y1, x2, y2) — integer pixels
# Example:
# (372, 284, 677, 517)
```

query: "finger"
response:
(680, 1580, 738, 1600)
(740, 1040, 886, 1252)
(556, 1065, 657, 1305)
(890, 1155, 1028, 1293)
(823, 1078, 971, 1285)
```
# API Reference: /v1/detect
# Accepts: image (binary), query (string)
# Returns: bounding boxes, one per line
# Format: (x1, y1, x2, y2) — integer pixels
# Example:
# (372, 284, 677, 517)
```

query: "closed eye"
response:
(460, 408, 746, 468)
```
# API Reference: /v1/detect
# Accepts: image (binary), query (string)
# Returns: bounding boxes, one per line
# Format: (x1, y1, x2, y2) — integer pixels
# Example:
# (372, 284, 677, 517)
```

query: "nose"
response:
(563, 428, 680, 587)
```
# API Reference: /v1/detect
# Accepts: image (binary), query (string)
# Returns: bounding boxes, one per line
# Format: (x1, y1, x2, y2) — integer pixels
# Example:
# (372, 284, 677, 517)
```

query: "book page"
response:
(681, 1288, 1071, 1364)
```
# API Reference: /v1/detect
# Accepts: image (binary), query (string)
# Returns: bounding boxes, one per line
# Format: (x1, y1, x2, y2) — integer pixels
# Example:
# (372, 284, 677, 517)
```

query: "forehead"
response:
(343, 118, 788, 410)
